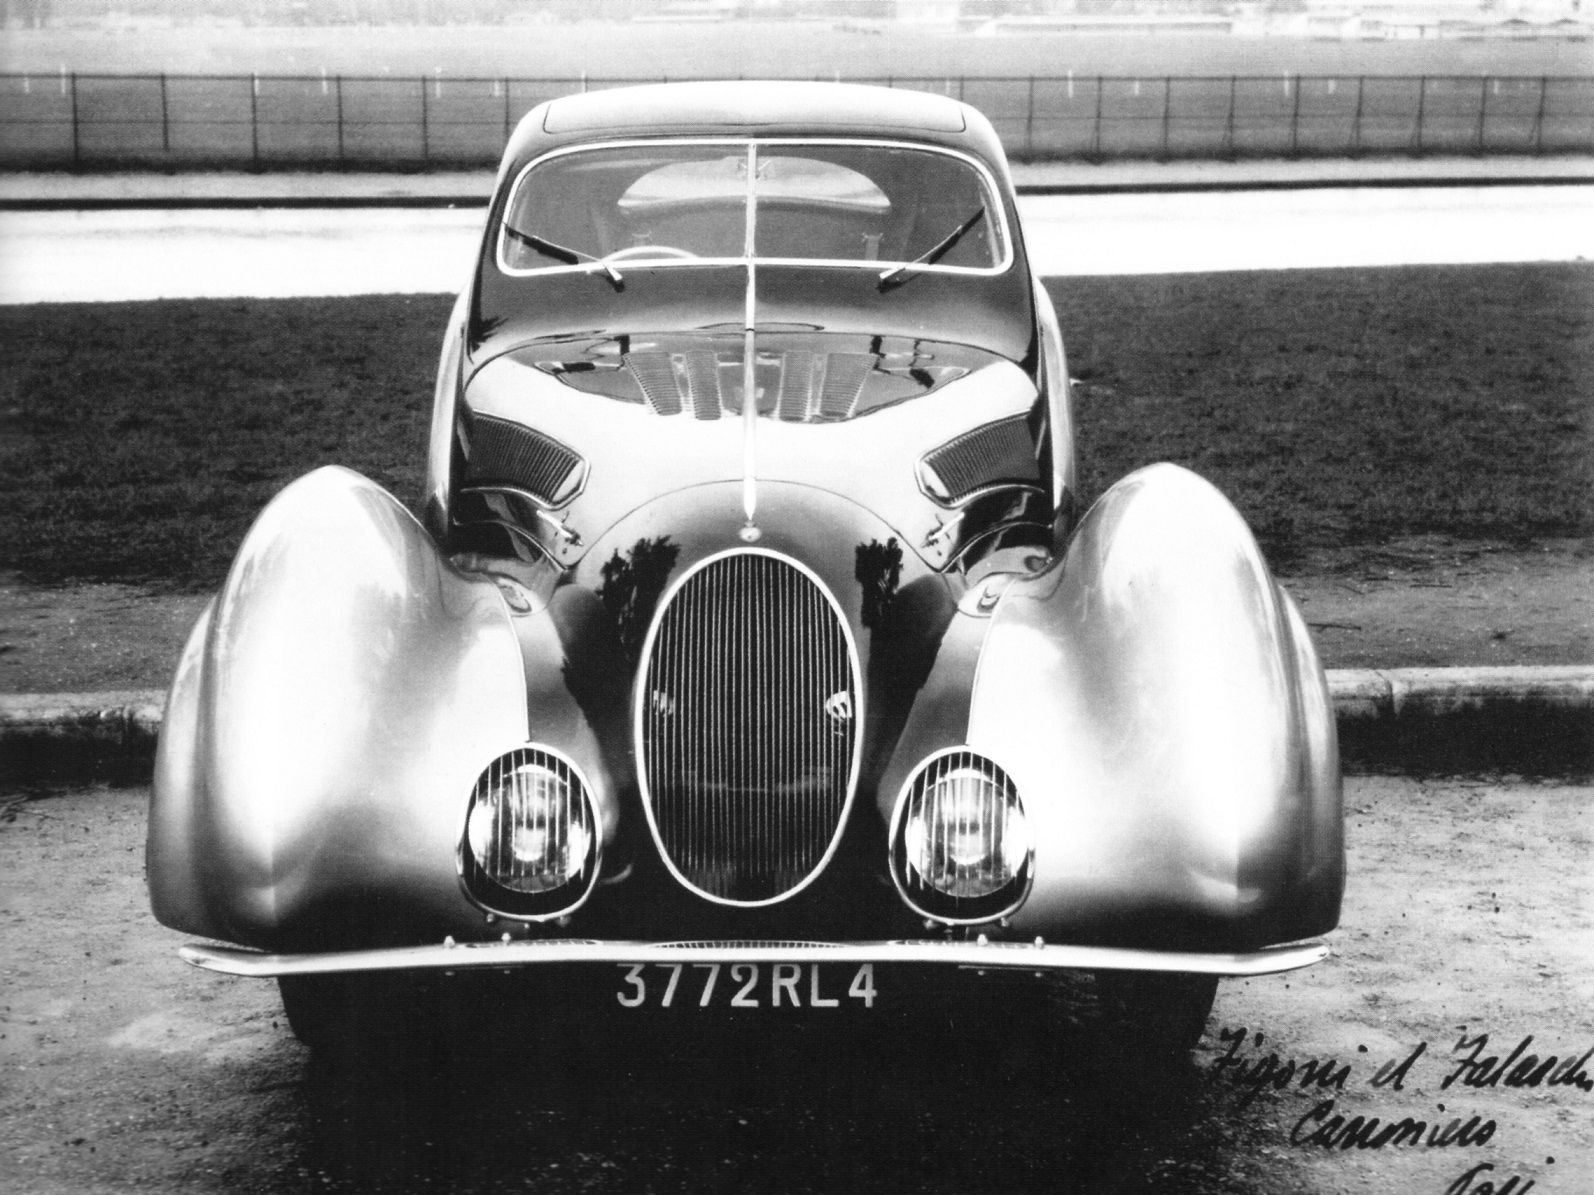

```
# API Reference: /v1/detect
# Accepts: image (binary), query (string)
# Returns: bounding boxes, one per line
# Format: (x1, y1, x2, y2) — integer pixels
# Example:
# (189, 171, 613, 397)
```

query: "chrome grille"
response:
(638, 552, 859, 905)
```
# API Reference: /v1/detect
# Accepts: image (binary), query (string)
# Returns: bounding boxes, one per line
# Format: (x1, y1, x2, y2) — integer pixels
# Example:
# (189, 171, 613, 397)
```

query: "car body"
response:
(149, 81, 1342, 1054)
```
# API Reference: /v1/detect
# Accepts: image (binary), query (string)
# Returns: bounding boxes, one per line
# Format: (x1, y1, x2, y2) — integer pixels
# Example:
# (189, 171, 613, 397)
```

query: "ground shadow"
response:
(273, 972, 1253, 1194)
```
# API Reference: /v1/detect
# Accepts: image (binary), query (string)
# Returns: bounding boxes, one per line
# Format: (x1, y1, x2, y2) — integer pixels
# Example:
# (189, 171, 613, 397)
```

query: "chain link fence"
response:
(2, 72, 1591, 168)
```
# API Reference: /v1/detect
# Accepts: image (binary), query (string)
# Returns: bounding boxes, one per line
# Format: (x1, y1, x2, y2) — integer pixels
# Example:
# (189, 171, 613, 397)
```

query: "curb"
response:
(1328, 665, 1594, 720)
(3, 667, 1591, 780)
(1329, 666, 1594, 774)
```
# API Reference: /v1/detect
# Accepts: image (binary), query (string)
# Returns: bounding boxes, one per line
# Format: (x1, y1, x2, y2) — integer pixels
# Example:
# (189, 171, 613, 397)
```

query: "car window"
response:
(499, 140, 1007, 274)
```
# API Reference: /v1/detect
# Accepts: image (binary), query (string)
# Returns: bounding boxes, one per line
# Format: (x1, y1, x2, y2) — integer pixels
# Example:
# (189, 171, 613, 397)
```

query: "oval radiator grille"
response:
(637, 551, 860, 905)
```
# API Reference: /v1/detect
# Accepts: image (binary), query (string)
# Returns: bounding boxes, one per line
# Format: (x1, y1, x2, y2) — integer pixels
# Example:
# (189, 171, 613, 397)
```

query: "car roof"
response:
(502, 80, 1009, 174)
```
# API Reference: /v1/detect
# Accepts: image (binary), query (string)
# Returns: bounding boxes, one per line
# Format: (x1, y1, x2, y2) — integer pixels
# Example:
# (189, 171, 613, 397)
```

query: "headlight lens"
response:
(893, 751, 1030, 922)
(460, 747, 599, 918)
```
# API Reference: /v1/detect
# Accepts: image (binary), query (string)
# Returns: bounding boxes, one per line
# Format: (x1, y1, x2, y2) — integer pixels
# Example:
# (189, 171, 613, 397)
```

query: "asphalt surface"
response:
(1, 776, 1589, 1194)
(4, 180, 1592, 303)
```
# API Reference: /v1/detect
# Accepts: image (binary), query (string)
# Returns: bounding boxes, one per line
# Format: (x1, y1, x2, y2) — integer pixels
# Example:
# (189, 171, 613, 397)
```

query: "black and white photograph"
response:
(0, 2, 1590, 1192)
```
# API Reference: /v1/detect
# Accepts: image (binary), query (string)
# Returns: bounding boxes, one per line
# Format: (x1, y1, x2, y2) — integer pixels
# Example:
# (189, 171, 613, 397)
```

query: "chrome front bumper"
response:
(180, 937, 1328, 978)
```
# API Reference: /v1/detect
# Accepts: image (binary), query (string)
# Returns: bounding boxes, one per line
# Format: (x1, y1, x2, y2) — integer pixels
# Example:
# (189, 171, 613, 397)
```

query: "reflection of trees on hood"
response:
(854, 537, 902, 632)
(597, 536, 682, 667)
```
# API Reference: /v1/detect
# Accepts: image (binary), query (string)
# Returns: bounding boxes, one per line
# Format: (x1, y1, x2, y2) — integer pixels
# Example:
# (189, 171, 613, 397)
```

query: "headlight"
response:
(891, 750, 1031, 923)
(459, 747, 599, 919)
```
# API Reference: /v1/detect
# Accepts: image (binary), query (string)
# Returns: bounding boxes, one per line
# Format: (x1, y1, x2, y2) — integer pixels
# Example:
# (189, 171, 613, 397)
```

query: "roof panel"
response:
(542, 80, 967, 136)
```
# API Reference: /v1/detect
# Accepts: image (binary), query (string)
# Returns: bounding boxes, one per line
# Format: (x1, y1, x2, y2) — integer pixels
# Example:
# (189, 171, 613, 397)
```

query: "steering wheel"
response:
(601, 244, 700, 262)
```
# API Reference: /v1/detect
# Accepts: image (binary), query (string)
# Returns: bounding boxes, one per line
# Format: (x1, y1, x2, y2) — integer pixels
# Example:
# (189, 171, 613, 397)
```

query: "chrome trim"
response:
(495, 137, 1016, 280)
(633, 547, 864, 908)
(914, 472, 1050, 514)
(179, 937, 1331, 979)
(457, 486, 583, 543)
(455, 742, 605, 924)
(887, 746, 1036, 927)
(742, 141, 759, 528)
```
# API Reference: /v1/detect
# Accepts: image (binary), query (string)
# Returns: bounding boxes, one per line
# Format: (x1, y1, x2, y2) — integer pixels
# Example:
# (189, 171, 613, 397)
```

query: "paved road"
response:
(1, 776, 1589, 1194)
(2, 184, 1590, 303)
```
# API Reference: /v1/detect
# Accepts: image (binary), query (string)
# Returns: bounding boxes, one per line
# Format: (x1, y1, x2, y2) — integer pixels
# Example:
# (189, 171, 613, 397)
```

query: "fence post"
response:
(1289, 72, 1302, 156)
(1412, 75, 1426, 155)
(69, 72, 80, 167)
(1160, 75, 1172, 159)
(1477, 75, 1489, 154)
(1092, 75, 1103, 159)
(1531, 75, 1548, 154)
(1224, 75, 1236, 157)
(159, 72, 169, 154)
(249, 74, 259, 169)
(335, 75, 344, 164)
(420, 75, 429, 164)
(1352, 75, 1364, 155)
(1025, 75, 1035, 159)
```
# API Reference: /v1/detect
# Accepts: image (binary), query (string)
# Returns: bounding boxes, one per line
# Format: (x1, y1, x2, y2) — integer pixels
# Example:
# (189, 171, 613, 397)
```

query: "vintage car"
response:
(148, 81, 1343, 1059)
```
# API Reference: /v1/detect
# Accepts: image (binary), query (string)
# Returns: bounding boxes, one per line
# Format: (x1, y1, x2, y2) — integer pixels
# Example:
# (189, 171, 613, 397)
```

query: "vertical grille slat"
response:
(639, 551, 859, 905)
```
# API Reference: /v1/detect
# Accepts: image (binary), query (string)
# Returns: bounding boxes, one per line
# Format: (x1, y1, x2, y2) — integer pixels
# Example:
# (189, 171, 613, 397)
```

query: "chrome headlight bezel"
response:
(457, 744, 602, 921)
(889, 747, 1033, 925)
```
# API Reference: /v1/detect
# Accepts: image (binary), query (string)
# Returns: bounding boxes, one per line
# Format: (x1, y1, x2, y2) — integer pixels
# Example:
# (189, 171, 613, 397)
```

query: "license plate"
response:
(615, 962, 877, 1010)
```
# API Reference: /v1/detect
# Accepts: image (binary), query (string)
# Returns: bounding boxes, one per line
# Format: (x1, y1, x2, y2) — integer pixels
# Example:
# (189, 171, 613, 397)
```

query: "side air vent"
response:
(463, 413, 585, 507)
(918, 415, 1041, 504)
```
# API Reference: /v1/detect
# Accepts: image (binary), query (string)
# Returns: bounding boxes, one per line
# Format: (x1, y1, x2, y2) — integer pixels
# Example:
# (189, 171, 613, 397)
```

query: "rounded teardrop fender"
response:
(969, 463, 1343, 948)
(149, 467, 529, 948)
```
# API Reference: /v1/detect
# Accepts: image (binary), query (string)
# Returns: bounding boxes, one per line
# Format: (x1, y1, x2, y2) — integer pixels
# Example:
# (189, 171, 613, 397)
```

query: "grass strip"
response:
(1060, 263, 1593, 571)
(1, 264, 1588, 590)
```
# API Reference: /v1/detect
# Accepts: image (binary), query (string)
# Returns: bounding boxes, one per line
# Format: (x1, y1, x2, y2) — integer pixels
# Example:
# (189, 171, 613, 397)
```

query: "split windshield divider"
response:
(742, 142, 760, 529)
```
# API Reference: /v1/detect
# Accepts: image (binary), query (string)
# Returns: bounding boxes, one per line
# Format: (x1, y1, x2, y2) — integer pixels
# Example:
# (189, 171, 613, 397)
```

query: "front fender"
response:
(148, 467, 530, 949)
(968, 463, 1342, 948)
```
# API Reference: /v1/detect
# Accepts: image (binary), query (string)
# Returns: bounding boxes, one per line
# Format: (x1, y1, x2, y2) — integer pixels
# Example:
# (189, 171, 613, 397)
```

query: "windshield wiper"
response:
(504, 224, 623, 288)
(878, 208, 988, 290)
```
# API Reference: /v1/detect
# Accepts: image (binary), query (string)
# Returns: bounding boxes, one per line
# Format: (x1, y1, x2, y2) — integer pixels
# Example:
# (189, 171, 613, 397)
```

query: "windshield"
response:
(498, 140, 1010, 276)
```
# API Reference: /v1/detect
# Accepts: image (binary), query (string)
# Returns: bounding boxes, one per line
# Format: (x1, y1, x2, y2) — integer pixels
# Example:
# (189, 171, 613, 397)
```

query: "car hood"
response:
(459, 330, 1043, 572)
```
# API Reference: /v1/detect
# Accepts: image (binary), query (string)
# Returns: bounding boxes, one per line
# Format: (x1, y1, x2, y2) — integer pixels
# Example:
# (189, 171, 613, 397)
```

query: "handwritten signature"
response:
(1212, 1028, 1590, 1192)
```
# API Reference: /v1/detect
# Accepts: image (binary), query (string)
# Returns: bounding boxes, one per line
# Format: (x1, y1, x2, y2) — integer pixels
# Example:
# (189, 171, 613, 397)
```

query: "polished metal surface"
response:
(150, 83, 1342, 988)
(461, 351, 1043, 571)
(636, 549, 862, 906)
(149, 467, 533, 947)
(179, 936, 1330, 979)
(965, 463, 1343, 945)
